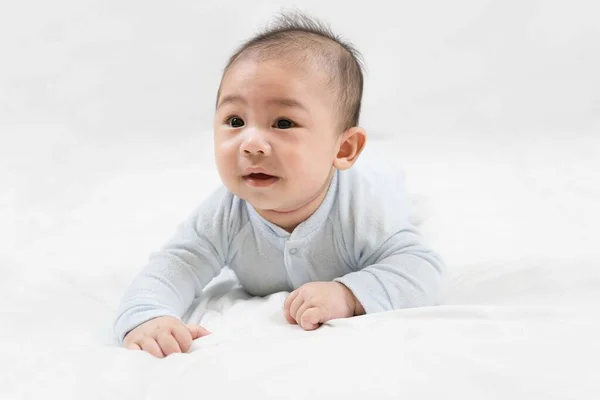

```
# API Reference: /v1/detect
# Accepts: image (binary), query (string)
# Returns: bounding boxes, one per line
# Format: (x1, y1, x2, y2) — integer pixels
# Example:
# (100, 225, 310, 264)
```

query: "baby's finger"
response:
(284, 306, 296, 324)
(140, 338, 165, 358)
(289, 292, 306, 323)
(156, 331, 182, 356)
(294, 301, 314, 325)
(283, 290, 299, 315)
(283, 291, 299, 324)
(186, 324, 211, 340)
(171, 325, 193, 353)
(125, 342, 142, 351)
(299, 307, 326, 331)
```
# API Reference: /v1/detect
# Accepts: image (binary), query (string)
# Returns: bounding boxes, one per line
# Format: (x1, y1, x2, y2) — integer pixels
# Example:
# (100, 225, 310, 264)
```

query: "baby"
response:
(114, 12, 445, 358)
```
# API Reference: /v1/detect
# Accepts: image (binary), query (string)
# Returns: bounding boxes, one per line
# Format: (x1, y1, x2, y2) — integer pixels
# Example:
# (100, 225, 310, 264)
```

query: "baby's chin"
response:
(227, 187, 281, 209)
(225, 181, 314, 215)
(245, 197, 294, 214)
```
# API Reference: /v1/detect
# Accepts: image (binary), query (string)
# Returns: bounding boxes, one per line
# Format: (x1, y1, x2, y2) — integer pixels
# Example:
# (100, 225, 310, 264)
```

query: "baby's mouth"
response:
(242, 172, 279, 187)
(244, 173, 276, 180)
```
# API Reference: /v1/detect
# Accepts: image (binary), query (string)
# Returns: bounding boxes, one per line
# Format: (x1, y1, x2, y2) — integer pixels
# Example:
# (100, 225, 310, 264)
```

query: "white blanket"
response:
(2, 260, 599, 399)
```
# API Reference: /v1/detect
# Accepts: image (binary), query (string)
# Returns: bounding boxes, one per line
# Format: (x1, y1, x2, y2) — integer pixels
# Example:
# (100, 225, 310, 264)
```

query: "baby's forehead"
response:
(223, 59, 317, 89)
(227, 54, 335, 87)
(218, 38, 350, 113)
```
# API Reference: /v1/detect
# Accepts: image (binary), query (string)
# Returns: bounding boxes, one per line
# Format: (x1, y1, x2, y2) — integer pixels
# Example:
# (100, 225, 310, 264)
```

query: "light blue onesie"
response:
(114, 155, 445, 342)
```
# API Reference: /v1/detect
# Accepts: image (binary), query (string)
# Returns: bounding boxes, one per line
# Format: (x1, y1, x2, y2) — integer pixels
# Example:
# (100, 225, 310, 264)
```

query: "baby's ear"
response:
(333, 127, 367, 170)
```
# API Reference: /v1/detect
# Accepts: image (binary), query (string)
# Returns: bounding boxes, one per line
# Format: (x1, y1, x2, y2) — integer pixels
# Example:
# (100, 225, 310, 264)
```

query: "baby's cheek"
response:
(215, 144, 238, 171)
(215, 140, 236, 159)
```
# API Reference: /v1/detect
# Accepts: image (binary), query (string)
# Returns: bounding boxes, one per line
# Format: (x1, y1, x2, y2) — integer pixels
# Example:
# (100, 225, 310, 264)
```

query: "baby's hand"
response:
(123, 316, 211, 358)
(283, 282, 363, 330)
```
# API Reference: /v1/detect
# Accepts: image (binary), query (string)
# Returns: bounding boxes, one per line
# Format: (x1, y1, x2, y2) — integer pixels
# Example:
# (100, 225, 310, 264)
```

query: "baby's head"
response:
(213, 12, 366, 231)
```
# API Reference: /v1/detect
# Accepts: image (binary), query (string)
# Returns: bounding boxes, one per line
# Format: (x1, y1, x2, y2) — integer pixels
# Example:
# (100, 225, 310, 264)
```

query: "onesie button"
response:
(289, 248, 298, 255)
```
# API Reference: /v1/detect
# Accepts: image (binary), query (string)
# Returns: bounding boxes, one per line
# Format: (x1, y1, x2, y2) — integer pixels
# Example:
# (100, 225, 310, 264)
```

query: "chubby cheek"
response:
(214, 137, 239, 180)
(280, 146, 332, 187)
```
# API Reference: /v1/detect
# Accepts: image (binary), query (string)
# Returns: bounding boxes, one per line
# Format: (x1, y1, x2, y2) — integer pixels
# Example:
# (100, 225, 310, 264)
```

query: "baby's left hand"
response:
(283, 282, 363, 330)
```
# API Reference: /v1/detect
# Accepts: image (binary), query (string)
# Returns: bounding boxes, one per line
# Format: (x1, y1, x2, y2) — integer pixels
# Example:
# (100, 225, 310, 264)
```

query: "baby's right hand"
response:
(123, 316, 211, 358)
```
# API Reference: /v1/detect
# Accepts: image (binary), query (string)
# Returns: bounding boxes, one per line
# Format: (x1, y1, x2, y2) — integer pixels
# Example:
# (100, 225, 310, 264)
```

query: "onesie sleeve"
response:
(334, 227, 445, 313)
(333, 157, 446, 314)
(113, 187, 235, 343)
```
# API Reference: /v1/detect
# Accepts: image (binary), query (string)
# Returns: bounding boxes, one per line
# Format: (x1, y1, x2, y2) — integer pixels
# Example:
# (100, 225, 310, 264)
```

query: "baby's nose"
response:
(240, 130, 271, 156)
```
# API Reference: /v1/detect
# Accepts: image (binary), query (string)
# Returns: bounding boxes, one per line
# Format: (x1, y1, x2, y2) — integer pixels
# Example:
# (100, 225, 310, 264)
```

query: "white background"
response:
(1, 1, 600, 398)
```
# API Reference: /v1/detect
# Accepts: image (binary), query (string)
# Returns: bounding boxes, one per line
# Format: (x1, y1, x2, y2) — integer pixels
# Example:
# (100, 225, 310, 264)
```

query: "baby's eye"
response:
(274, 119, 295, 129)
(227, 116, 245, 128)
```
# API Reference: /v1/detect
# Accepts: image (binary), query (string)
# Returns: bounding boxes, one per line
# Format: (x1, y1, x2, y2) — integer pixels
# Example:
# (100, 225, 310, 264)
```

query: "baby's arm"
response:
(334, 227, 445, 313)
(283, 227, 443, 330)
(113, 187, 233, 350)
(333, 161, 446, 314)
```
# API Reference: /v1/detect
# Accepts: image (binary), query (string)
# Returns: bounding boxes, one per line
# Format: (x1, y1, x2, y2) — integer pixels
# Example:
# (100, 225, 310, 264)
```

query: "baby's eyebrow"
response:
(217, 95, 307, 112)
(267, 97, 308, 112)
(217, 94, 246, 110)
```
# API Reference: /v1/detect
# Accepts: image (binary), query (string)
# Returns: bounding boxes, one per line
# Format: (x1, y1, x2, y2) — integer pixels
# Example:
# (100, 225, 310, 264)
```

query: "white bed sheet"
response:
(2, 261, 599, 399)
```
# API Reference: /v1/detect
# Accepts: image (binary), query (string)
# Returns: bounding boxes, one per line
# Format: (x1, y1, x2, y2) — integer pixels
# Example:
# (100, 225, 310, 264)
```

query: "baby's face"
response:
(214, 59, 342, 228)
